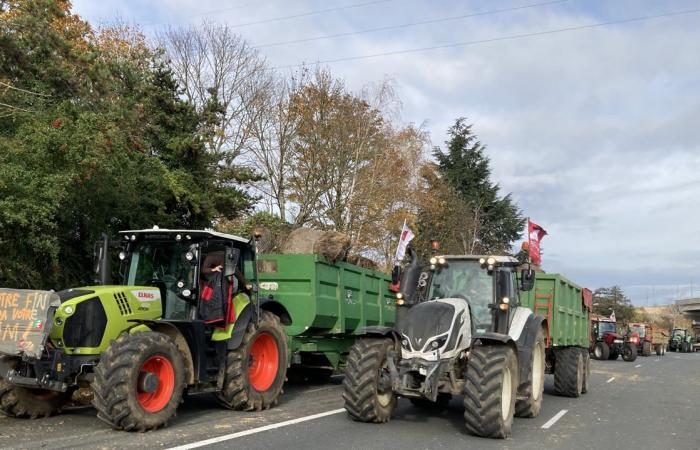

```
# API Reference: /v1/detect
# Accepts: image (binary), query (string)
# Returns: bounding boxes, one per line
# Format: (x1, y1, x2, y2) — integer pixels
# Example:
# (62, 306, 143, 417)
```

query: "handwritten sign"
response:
(0, 289, 60, 359)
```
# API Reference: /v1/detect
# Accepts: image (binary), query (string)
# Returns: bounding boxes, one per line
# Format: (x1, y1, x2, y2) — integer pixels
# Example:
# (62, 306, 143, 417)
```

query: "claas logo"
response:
(137, 292, 155, 299)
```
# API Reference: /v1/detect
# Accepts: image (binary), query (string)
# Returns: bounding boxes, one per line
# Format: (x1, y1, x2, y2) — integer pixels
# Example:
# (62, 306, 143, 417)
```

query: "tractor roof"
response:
(440, 255, 520, 265)
(119, 228, 250, 244)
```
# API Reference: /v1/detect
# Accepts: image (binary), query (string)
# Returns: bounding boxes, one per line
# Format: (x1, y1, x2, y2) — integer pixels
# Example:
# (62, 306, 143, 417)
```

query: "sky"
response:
(71, 0, 700, 306)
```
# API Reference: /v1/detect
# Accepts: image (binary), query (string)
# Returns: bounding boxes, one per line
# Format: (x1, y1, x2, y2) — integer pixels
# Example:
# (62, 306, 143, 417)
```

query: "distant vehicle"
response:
(590, 314, 637, 362)
(669, 328, 694, 353)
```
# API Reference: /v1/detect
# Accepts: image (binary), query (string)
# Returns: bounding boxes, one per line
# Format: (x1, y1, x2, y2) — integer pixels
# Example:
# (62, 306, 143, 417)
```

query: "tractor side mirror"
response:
(520, 268, 535, 291)
(224, 247, 241, 277)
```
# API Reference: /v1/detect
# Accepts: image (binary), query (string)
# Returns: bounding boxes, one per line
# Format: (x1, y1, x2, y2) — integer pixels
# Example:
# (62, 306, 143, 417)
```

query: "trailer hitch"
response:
(6, 369, 68, 392)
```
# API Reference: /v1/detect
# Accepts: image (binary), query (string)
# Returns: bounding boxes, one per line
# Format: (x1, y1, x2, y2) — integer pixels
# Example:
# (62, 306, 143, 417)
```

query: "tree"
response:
(433, 118, 525, 253)
(593, 286, 635, 323)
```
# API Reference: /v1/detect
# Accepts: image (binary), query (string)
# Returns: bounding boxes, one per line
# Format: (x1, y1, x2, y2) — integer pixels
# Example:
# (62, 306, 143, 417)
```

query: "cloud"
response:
(71, 0, 700, 304)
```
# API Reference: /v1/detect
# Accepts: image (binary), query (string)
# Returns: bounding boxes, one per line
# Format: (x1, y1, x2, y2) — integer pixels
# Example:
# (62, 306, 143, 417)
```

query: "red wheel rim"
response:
(137, 355, 175, 413)
(248, 333, 279, 391)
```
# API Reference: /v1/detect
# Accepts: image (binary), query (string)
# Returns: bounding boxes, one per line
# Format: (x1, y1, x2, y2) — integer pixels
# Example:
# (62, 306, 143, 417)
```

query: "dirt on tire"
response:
(91, 332, 186, 431)
(342, 338, 396, 423)
(216, 311, 288, 411)
(463, 345, 518, 439)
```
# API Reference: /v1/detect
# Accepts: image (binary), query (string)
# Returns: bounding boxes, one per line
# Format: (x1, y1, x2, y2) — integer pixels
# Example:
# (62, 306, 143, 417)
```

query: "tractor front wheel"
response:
(622, 343, 638, 362)
(92, 332, 186, 431)
(343, 338, 396, 423)
(463, 345, 518, 439)
(217, 311, 287, 411)
(515, 326, 545, 418)
(593, 342, 609, 360)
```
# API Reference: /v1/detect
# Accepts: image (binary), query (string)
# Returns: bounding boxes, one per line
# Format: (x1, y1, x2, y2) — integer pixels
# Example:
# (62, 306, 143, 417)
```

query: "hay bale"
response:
(281, 228, 350, 263)
(346, 254, 379, 271)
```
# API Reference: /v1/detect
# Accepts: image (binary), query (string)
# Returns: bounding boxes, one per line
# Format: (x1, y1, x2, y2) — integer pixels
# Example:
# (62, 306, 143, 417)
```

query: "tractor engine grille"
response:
(63, 297, 108, 348)
(114, 292, 133, 315)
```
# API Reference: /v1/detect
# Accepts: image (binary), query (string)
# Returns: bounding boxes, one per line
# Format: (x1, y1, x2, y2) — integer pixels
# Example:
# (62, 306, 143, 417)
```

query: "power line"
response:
(272, 7, 700, 69)
(146, 0, 394, 29)
(254, 0, 570, 49)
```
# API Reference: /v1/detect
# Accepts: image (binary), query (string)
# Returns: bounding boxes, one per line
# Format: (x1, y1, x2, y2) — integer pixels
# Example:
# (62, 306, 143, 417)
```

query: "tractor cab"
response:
(112, 229, 256, 323)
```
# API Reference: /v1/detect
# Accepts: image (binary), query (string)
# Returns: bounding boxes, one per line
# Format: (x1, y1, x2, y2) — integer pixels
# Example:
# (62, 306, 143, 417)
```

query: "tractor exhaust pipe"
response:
(96, 232, 112, 285)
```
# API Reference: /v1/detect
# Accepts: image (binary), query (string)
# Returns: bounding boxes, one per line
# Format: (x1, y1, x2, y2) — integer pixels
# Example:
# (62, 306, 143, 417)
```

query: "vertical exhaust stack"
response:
(97, 233, 112, 285)
(396, 248, 422, 326)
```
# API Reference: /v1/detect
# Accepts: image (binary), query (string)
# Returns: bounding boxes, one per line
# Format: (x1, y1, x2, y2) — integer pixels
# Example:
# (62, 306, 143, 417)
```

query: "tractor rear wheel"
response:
(515, 326, 545, 418)
(553, 347, 583, 398)
(217, 311, 287, 411)
(342, 338, 396, 423)
(92, 332, 186, 431)
(463, 345, 518, 439)
(593, 342, 609, 360)
(0, 359, 71, 419)
(622, 343, 638, 362)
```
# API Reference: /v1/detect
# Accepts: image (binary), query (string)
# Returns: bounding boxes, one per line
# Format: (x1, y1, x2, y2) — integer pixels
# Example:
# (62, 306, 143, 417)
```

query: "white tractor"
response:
(343, 252, 546, 439)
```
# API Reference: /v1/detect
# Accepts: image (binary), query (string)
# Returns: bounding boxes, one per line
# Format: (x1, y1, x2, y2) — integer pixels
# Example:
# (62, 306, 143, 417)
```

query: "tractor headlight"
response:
(438, 257, 446, 265)
(177, 280, 185, 289)
(502, 297, 510, 304)
(130, 234, 136, 241)
(479, 257, 486, 264)
(63, 305, 74, 315)
(185, 251, 194, 261)
(487, 257, 496, 266)
(175, 234, 182, 241)
(118, 251, 127, 261)
(182, 289, 192, 298)
(498, 303, 509, 311)
(429, 257, 437, 265)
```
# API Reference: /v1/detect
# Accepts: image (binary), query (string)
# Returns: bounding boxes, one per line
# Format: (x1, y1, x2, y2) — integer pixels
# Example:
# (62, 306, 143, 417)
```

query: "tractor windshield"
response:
(126, 241, 195, 319)
(427, 260, 493, 333)
(672, 329, 686, 339)
(598, 322, 616, 334)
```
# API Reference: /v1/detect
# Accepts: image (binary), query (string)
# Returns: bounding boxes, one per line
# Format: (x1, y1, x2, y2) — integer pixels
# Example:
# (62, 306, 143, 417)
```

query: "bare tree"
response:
(159, 21, 271, 161)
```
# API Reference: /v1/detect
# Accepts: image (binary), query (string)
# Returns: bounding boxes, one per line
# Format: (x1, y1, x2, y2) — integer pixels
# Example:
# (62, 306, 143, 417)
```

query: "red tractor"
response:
(590, 314, 637, 362)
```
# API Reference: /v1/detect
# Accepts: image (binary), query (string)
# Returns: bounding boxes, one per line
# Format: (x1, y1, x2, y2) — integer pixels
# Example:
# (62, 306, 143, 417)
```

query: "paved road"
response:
(1, 353, 698, 450)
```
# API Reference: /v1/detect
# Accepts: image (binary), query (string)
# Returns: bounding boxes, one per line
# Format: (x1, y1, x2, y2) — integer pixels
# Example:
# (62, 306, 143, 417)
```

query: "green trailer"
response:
(254, 254, 396, 375)
(518, 272, 592, 386)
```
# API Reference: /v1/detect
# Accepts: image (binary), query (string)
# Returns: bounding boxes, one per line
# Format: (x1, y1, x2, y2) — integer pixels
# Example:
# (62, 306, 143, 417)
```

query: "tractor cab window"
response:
(597, 322, 616, 335)
(428, 260, 493, 333)
(629, 325, 645, 338)
(127, 241, 194, 320)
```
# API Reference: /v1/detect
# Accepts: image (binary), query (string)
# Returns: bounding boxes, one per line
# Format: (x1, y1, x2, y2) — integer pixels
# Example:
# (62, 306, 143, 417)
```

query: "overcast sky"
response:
(71, 0, 700, 305)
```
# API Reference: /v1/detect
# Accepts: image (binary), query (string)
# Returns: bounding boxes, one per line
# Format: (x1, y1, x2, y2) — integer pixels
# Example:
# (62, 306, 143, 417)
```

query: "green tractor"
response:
(668, 328, 693, 353)
(0, 228, 291, 430)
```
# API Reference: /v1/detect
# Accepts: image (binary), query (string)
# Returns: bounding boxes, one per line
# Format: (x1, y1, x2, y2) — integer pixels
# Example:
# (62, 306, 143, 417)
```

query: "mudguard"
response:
(471, 332, 516, 347)
(514, 314, 546, 394)
(361, 326, 400, 341)
(227, 304, 254, 350)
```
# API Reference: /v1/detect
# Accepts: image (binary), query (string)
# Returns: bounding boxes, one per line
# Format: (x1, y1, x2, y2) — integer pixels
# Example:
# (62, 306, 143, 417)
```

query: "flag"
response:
(527, 219, 547, 265)
(394, 220, 415, 263)
(610, 310, 616, 323)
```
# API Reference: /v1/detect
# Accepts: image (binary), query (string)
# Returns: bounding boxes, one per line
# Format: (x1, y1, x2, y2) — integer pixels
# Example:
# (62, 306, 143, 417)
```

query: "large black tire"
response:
(553, 347, 583, 398)
(217, 311, 288, 411)
(581, 349, 591, 394)
(622, 343, 638, 362)
(343, 338, 396, 423)
(92, 332, 186, 431)
(410, 393, 452, 410)
(642, 341, 652, 357)
(463, 345, 518, 439)
(592, 342, 609, 360)
(0, 359, 72, 419)
(655, 344, 662, 356)
(515, 326, 545, 418)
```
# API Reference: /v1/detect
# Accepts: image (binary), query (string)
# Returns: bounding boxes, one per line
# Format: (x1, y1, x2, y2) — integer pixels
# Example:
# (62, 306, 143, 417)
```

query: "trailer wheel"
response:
(92, 332, 186, 431)
(342, 338, 396, 423)
(622, 343, 638, 362)
(593, 342, 609, 360)
(217, 311, 287, 411)
(581, 349, 591, 394)
(642, 341, 652, 357)
(553, 347, 583, 398)
(0, 360, 72, 419)
(515, 326, 545, 418)
(655, 345, 662, 356)
(463, 345, 518, 439)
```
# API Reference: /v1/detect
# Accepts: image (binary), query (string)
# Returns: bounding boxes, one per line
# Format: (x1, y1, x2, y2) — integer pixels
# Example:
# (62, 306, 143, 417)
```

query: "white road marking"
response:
(541, 409, 568, 429)
(304, 386, 335, 394)
(167, 408, 346, 449)
(606, 377, 616, 383)
(635, 364, 642, 368)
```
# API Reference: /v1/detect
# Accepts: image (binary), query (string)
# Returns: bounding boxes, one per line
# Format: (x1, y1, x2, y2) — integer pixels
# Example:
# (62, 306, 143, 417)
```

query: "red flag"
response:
(527, 219, 547, 265)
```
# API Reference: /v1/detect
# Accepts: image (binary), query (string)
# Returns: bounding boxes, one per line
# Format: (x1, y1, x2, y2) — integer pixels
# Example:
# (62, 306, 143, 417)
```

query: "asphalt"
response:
(1, 352, 698, 450)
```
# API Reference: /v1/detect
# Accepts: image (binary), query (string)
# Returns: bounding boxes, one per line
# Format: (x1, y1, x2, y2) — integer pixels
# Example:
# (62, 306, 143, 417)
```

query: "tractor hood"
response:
(0, 289, 60, 359)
